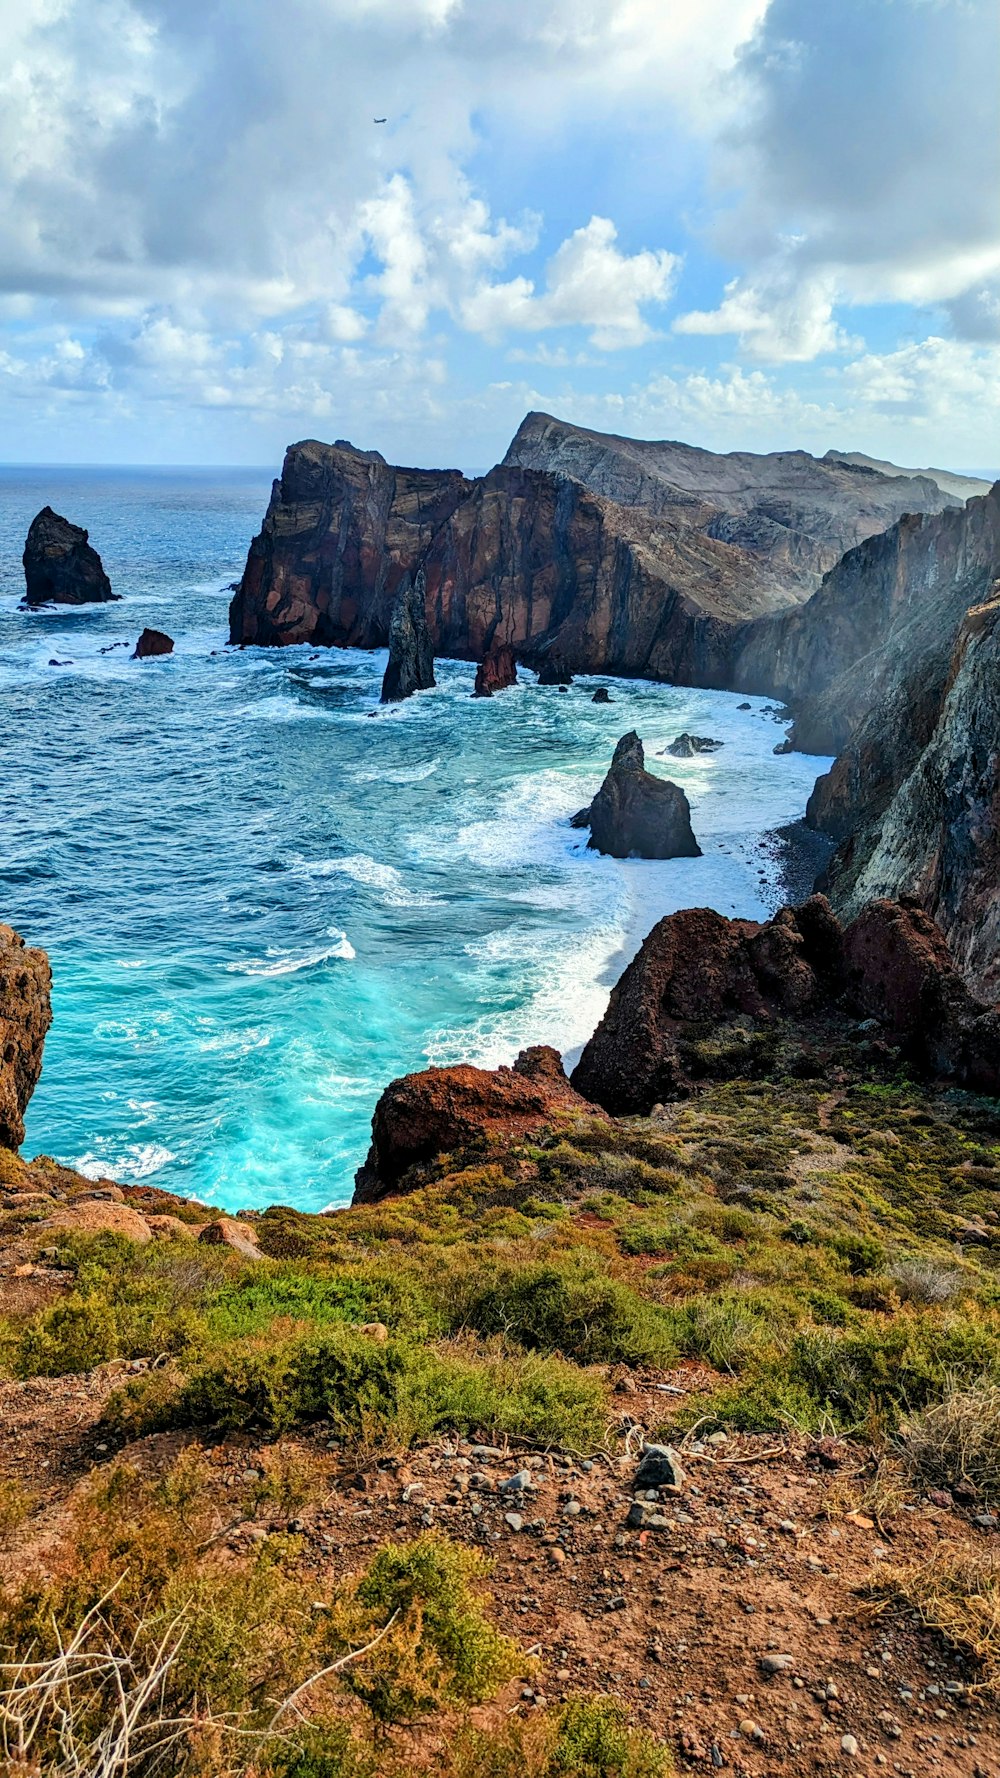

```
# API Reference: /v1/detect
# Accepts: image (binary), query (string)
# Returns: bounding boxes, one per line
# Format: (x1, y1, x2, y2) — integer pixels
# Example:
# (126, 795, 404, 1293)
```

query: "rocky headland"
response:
(21, 506, 118, 607)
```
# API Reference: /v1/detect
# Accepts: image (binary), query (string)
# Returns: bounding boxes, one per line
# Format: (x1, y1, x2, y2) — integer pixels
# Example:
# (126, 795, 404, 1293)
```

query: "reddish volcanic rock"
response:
(572, 893, 1000, 1113)
(132, 628, 174, 659)
(473, 640, 518, 697)
(0, 924, 53, 1150)
(353, 1045, 605, 1202)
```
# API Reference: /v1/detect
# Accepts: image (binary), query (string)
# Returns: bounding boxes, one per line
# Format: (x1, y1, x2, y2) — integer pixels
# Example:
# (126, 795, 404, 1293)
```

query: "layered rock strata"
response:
(22, 508, 117, 607)
(571, 732, 701, 860)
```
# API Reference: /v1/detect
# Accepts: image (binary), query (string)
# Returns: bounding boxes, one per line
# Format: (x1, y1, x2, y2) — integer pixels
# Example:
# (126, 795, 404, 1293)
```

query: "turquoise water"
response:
(0, 467, 829, 1211)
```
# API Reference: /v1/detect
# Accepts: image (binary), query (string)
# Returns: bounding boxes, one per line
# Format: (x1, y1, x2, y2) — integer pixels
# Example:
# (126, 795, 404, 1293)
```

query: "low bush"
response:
(900, 1382, 1000, 1501)
(462, 1257, 677, 1367)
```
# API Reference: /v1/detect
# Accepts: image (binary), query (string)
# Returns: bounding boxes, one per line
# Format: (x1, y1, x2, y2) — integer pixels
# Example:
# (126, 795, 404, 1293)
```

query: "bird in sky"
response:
(374, 117, 387, 124)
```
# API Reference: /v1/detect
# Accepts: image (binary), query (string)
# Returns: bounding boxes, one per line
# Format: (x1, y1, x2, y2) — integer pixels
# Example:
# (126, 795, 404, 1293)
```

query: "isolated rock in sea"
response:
(473, 639, 518, 698)
(664, 733, 723, 757)
(572, 893, 1000, 1114)
(592, 687, 612, 704)
(0, 924, 53, 1150)
(22, 507, 118, 607)
(381, 569, 435, 703)
(132, 628, 174, 660)
(354, 1045, 606, 1201)
(536, 657, 573, 686)
(572, 732, 701, 860)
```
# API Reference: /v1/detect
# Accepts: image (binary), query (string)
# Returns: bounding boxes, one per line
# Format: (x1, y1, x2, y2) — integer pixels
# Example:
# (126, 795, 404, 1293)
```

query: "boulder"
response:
(354, 1044, 606, 1202)
(473, 640, 518, 698)
(663, 733, 723, 757)
(380, 568, 435, 703)
(591, 687, 613, 704)
(132, 628, 174, 659)
(22, 507, 118, 607)
(572, 892, 1000, 1113)
(536, 658, 573, 686)
(0, 925, 53, 1150)
(572, 732, 701, 860)
(42, 1201, 153, 1244)
(198, 1217, 263, 1259)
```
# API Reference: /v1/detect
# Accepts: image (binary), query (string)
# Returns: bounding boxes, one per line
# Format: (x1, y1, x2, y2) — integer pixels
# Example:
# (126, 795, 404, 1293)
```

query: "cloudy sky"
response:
(1, 0, 998, 469)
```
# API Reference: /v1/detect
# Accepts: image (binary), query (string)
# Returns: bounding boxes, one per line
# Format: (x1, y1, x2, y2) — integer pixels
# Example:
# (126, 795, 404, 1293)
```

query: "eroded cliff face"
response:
(229, 417, 957, 678)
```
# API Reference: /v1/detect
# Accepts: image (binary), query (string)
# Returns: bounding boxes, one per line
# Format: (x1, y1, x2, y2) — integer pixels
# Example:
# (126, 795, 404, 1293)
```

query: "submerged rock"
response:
(354, 1045, 606, 1202)
(473, 639, 518, 698)
(132, 628, 174, 660)
(381, 569, 435, 704)
(572, 732, 701, 860)
(663, 732, 723, 757)
(591, 687, 613, 704)
(22, 507, 118, 607)
(0, 923, 53, 1150)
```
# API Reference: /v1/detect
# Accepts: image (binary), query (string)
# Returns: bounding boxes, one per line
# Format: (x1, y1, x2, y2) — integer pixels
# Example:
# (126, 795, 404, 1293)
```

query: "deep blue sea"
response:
(0, 466, 830, 1211)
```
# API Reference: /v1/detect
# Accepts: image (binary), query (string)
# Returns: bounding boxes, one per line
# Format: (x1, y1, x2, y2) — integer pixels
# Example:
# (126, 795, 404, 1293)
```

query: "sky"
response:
(0, 0, 998, 472)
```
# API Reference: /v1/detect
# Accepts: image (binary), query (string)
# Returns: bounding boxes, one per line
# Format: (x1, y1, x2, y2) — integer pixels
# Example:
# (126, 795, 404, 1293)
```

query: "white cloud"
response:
(461, 217, 679, 348)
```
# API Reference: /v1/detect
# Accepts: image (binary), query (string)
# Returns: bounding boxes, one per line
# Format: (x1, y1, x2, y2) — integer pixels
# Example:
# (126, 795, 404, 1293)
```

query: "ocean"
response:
(0, 465, 831, 1212)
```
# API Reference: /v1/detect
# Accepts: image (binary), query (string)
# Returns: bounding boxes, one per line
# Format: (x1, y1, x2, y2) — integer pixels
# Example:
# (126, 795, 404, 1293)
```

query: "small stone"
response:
(504, 1512, 524, 1532)
(564, 1500, 582, 1516)
(500, 1469, 534, 1493)
(841, 1734, 859, 1757)
(634, 1443, 686, 1491)
(778, 1518, 797, 1534)
(739, 1719, 761, 1740)
(760, 1653, 795, 1675)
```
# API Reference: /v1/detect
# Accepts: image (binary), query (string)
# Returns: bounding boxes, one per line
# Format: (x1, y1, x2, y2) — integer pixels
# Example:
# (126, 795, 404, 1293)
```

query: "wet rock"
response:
(132, 628, 174, 659)
(572, 732, 701, 860)
(663, 732, 723, 757)
(354, 1043, 606, 1201)
(381, 568, 435, 703)
(22, 507, 118, 607)
(738, 701, 752, 710)
(591, 686, 613, 703)
(473, 639, 518, 697)
(0, 924, 52, 1151)
(536, 657, 573, 686)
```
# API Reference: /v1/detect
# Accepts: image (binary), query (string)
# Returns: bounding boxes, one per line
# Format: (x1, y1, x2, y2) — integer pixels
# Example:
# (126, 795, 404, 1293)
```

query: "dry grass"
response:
(869, 1549, 1000, 1690)
(900, 1381, 1000, 1501)
(890, 1257, 966, 1306)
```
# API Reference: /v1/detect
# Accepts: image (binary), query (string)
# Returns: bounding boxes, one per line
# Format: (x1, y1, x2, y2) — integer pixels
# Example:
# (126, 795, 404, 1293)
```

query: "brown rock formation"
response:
(380, 569, 435, 702)
(353, 1044, 605, 1202)
(0, 925, 53, 1150)
(571, 895, 1000, 1114)
(229, 416, 952, 682)
(132, 628, 174, 659)
(572, 732, 701, 860)
(22, 507, 118, 607)
(473, 639, 518, 698)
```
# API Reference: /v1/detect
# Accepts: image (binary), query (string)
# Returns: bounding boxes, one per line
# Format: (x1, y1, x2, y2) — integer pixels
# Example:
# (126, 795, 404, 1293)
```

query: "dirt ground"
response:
(2, 1360, 998, 1778)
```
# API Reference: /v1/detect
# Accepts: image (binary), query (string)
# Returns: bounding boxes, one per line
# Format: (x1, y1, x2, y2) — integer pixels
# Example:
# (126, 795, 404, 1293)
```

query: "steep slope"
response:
(230, 415, 957, 672)
(823, 448, 992, 506)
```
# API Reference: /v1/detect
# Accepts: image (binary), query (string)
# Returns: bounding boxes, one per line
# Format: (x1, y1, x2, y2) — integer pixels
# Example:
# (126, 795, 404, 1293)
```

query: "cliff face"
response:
(0, 923, 52, 1151)
(229, 416, 956, 674)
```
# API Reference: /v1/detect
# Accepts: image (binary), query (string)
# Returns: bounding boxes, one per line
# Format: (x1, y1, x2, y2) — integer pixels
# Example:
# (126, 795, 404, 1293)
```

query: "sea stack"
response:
(21, 507, 118, 607)
(380, 569, 435, 703)
(473, 640, 518, 698)
(0, 922, 53, 1150)
(571, 731, 702, 860)
(132, 629, 174, 660)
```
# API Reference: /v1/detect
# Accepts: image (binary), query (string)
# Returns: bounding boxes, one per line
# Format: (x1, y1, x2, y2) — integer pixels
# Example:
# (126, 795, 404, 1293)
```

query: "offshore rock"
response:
(354, 1045, 605, 1201)
(664, 733, 723, 757)
(132, 628, 174, 659)
(592, 687, 612, 704)
(0, 924, 53, 1150)
(473, 639, 518, 698)
(22, 507, 117, 607)
(381, 569, 435, 702)
(536, 657, 573, 685)
(572, 894, 1000, 1114)
(573, 732, 701, 860)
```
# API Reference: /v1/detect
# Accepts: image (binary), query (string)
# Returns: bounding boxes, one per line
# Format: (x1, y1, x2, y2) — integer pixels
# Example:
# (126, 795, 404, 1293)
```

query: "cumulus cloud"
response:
(676, 0, 1000, 361)
(461, 218, 679, 348)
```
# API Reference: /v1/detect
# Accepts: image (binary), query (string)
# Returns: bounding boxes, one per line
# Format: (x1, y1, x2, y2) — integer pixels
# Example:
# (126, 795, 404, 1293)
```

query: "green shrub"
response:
(463, 1258, 676, 1367)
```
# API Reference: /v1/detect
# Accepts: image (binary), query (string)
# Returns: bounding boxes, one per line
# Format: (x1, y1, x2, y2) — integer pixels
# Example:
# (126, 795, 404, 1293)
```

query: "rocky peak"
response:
(380, 569, 435, 703)
(571, 731, 702, 860)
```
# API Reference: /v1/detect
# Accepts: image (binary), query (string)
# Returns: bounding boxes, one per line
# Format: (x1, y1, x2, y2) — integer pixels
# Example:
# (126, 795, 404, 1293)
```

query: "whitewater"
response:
(0, 465, 831, 1211)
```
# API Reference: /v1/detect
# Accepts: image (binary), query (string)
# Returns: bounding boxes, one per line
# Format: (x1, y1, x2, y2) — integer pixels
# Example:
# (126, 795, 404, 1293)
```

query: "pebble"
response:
(500, 1469, 534, 1493)
(841, 1734, 860, 1756)
(504, 1512, 524, 1532)
(564, 1500, 582, 1516)
(760, 1653, 795, 1675)
(738, 1719, 763, 1741)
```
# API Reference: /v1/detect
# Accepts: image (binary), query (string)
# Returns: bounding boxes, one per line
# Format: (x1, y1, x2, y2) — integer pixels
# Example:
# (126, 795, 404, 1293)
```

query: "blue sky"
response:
(0, 0, 998, 472)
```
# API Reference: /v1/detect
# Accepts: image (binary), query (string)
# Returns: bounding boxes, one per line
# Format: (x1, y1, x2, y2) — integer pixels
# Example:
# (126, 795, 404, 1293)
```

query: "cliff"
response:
(229, 415, 955, 680)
